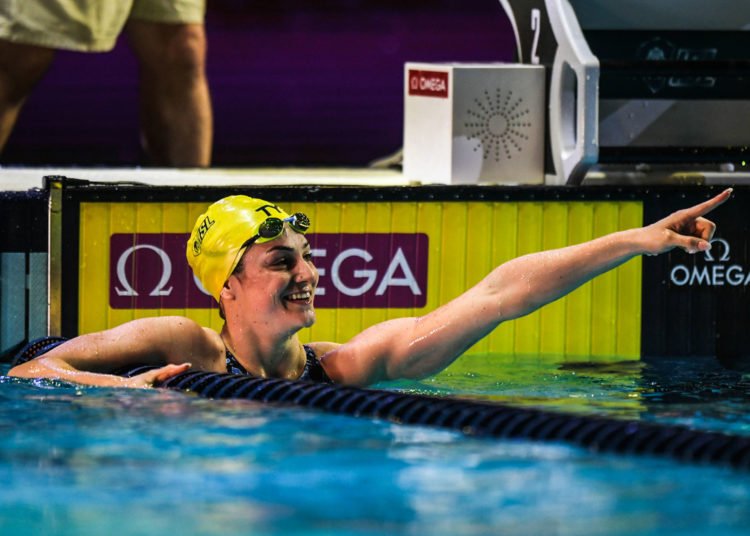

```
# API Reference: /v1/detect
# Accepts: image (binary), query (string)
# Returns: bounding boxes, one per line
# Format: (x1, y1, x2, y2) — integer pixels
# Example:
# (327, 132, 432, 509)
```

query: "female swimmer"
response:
(9, 189, 732, 387)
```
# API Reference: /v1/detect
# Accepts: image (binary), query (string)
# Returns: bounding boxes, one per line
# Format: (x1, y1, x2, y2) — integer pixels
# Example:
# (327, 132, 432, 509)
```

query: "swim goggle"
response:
(227, 213, 311, 278)
(240, 212, 311, 250)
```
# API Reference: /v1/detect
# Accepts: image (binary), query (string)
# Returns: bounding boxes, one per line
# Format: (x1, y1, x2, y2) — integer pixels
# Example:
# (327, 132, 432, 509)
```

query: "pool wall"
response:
(2, 179, 747, 370)
(0, 190, 48, 356)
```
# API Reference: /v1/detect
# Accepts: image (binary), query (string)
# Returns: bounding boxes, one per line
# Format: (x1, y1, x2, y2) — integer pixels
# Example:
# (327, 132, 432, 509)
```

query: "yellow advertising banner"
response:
(78, 199, 643, 365)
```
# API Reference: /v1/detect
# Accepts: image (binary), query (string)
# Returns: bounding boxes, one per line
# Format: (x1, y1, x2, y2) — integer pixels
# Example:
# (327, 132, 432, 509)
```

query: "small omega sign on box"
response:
(403, 63, 545, 185)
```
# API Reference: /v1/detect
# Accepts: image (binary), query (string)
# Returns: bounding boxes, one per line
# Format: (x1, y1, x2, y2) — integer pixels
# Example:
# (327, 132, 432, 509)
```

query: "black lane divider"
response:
(152, 369, 750, 470)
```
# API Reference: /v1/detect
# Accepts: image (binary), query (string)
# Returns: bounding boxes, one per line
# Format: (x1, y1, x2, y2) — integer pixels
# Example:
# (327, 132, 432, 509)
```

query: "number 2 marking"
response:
(531, 8, 541, 64)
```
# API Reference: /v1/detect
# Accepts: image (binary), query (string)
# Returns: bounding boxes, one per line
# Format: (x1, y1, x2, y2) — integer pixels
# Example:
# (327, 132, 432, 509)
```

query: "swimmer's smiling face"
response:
(224, 227, 318, 333)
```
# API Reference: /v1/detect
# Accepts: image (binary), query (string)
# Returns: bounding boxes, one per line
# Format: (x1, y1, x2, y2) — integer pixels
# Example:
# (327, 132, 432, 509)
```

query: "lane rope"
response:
(148, 368, 750, 470)
(12, 339, 750, 470)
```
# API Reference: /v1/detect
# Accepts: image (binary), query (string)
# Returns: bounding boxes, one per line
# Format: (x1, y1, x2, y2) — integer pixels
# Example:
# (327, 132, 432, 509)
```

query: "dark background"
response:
(641, 187, 750, 367)
(1, 0, 514, 167)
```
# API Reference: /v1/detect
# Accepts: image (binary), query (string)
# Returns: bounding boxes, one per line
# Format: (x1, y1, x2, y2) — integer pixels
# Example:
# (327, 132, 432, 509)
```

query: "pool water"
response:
(1, 356, 749, 536)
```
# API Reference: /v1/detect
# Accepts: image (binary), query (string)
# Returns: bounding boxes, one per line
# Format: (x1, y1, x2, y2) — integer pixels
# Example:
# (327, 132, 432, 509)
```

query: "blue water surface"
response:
(1, 357, 749, 536)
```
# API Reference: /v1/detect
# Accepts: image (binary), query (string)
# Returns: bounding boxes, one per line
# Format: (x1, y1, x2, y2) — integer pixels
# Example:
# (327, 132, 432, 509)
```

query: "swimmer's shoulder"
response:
(141, 315, 226, 372)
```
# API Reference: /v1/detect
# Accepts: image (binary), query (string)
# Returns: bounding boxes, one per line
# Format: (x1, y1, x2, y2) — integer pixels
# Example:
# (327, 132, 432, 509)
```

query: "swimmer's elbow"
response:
(8, 356, 75, 380)
(7, 364, 26, 378)
(8, 360, 50, 379)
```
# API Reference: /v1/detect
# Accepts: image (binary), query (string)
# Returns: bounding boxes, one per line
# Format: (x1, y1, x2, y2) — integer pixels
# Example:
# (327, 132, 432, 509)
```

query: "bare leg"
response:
(126, 20, 212, 167)
(0, 39, 56, 154)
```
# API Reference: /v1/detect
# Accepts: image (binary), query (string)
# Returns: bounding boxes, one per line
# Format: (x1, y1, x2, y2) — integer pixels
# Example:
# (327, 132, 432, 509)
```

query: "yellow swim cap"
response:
(186, 195, 292, 301)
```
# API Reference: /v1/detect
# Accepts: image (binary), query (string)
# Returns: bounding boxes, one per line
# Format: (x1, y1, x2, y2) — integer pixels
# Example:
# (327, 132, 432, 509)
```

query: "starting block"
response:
(499, 0, 750, 184)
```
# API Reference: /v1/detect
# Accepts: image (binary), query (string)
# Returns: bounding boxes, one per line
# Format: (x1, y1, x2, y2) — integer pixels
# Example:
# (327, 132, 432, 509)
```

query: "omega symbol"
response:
(115, 244, 174, 297)
(704, 238, 730, 262)
(193, 273, 211, 296)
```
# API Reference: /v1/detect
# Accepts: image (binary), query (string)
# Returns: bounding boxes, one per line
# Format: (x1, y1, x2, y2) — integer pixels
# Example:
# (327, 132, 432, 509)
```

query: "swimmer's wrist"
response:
(605, 228, 646, 257)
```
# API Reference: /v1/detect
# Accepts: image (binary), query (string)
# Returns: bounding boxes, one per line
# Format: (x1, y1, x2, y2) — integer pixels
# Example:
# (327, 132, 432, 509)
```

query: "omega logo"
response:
(669, 238, 750, 287)
(418, 76, 446, 92)
(109, 232, 428, 309)
(408, 69, 449, 98)
(312, 247, 422, 297)
(115, 244, 174, 297)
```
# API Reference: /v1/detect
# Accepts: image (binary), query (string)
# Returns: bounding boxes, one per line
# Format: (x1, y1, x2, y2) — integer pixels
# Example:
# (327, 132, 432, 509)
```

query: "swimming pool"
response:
(1, 355, 749, 535)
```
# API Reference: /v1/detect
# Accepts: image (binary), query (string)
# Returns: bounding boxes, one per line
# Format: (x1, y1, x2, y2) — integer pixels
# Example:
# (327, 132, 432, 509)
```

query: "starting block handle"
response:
(499, 0, 599, 185)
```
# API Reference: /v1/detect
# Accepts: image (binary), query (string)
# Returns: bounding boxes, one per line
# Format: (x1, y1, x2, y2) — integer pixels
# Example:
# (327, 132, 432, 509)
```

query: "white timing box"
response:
(403, 62, 545, 185)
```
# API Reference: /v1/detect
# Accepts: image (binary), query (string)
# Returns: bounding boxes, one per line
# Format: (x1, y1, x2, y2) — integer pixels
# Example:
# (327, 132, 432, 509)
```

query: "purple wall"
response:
(3, 1, 514, 166)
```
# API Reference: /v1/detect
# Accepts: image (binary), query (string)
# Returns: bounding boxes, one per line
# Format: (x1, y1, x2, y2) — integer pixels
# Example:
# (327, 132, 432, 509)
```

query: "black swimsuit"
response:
(225, 344, 332, 383)
(10, 337, 67, 366)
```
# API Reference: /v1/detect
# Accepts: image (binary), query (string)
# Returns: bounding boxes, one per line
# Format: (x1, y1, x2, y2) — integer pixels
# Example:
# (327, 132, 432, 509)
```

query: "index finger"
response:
(683, 188, 733, 218)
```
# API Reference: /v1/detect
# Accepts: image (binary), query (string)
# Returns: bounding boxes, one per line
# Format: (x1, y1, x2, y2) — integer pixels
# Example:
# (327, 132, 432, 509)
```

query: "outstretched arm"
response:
(320, 189, 732, 386)
(8, 316, 220, 387)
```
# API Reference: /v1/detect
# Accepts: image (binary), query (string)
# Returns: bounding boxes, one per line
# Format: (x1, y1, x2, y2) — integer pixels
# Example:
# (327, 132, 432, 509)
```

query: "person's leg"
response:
(0, 40, 56, 153)
(125, 20, 212, 167)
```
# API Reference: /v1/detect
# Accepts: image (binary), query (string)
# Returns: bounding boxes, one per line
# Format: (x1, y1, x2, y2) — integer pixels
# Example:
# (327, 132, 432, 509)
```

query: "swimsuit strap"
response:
(10, 336, 68, 366)
(225, 347, 248, 375)
(225, 344, 332, 383)
(301, 344, 333, 384)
